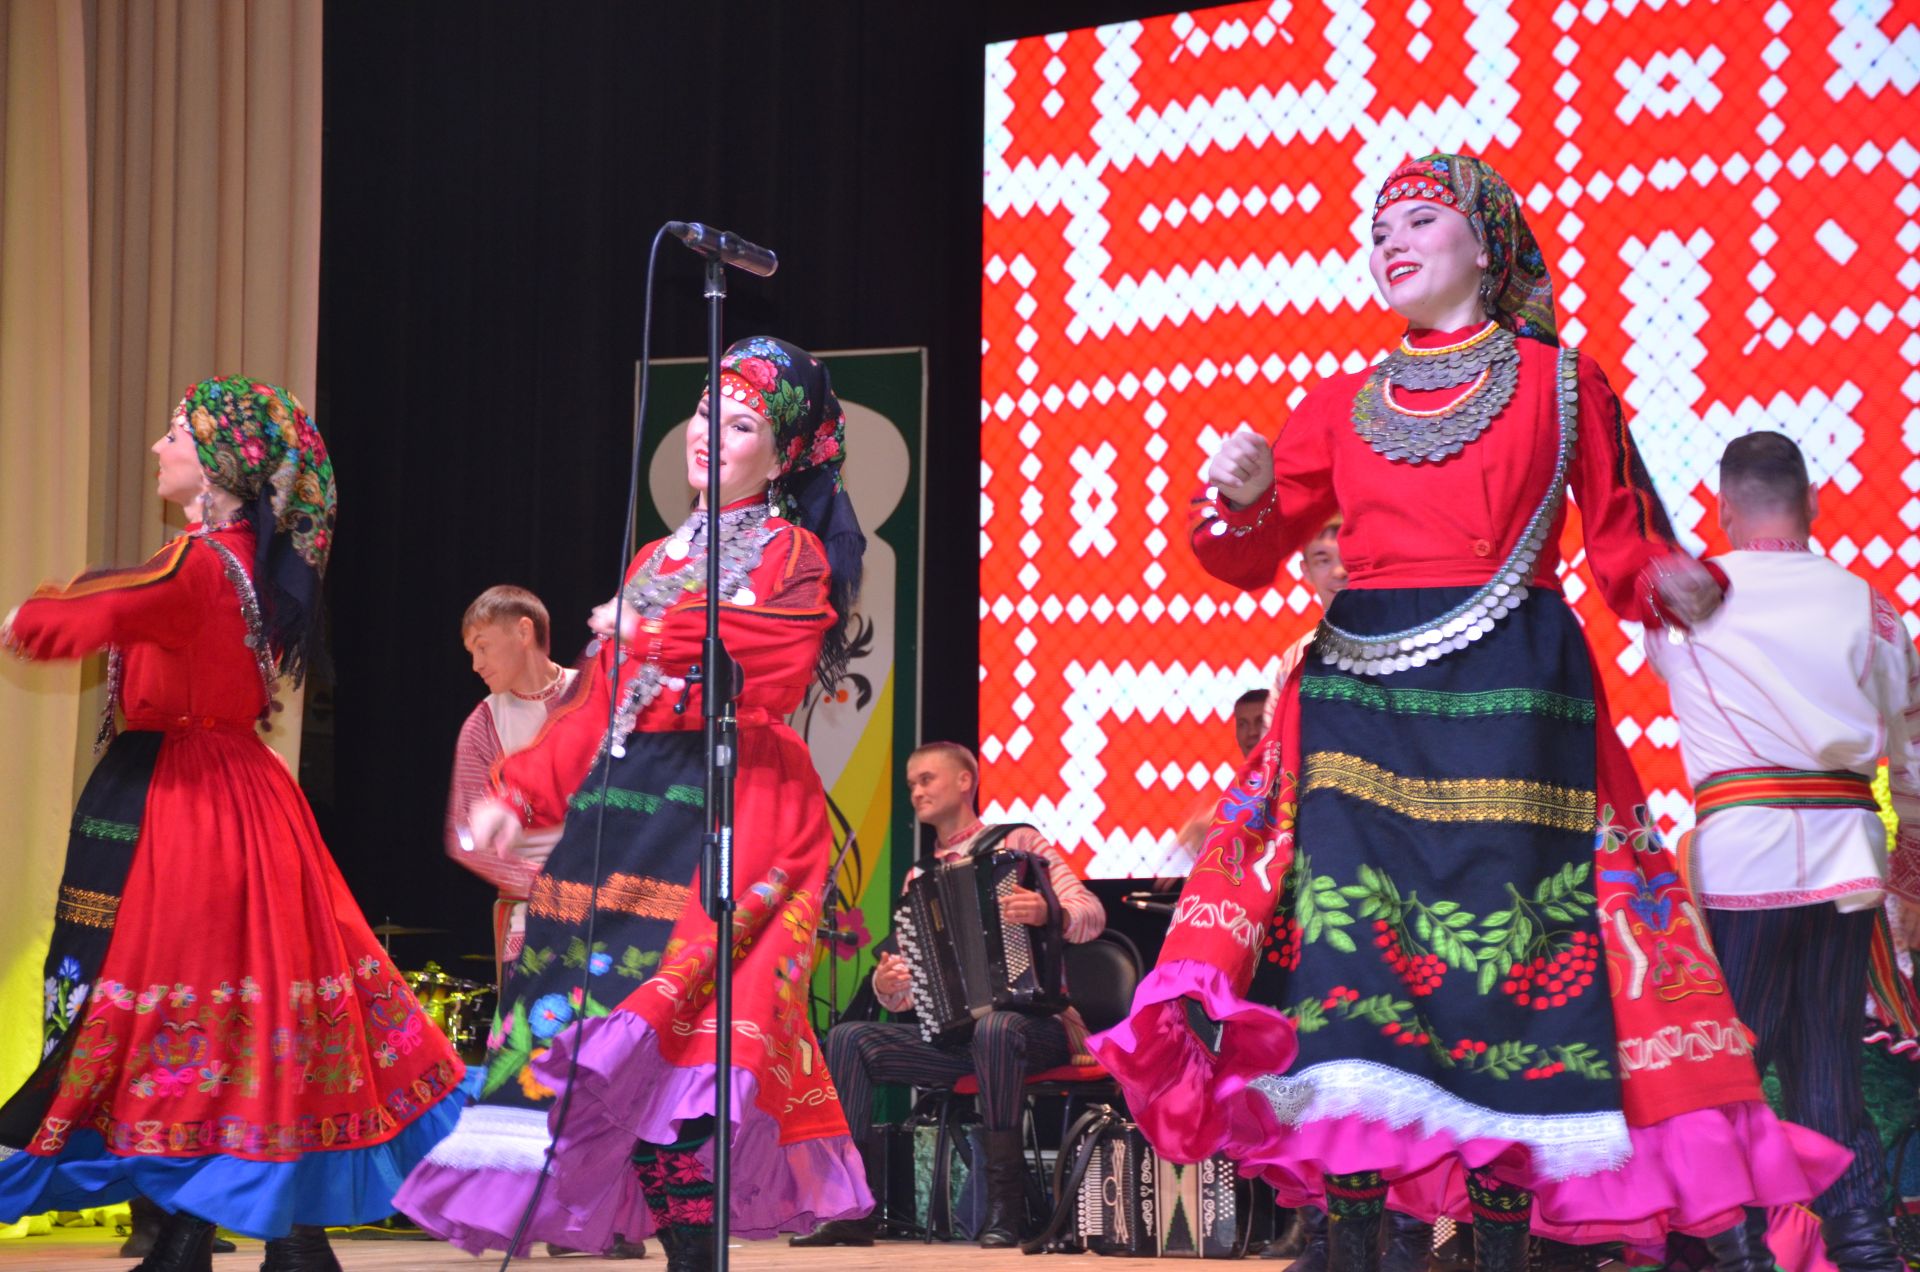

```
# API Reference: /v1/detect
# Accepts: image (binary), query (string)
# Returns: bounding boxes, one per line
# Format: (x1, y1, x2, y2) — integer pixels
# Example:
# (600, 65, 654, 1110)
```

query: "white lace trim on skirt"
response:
(1249, 1058, 1632, 1181)
(418, 1103, 551, 1174)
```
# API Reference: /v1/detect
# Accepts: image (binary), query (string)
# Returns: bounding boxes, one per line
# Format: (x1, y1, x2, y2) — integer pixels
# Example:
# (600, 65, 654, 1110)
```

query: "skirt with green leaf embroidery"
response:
(1247, 587, 1621, 1145)
(476, 732, 708, 1108)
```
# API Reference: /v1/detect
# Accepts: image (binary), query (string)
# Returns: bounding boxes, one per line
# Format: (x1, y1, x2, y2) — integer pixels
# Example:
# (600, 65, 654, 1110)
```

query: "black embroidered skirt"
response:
(1248, 587, 1621, 1137)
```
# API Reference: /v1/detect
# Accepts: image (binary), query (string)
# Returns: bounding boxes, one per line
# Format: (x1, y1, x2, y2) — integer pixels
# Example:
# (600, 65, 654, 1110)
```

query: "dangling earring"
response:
(198, 490, 216, 529)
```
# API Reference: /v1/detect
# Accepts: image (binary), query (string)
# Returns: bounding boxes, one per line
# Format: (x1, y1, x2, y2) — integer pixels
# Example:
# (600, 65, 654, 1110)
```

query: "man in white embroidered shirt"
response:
(792, 740, 1107, 1251)
(1647, 431, 1920, 1272)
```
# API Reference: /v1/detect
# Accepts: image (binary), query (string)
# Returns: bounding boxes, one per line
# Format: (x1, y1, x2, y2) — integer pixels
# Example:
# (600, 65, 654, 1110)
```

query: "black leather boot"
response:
(1383, 1211, 1434, 1272)
(975, 1128, 1030, 1248)
(665, 1228, 714, 1272)
(1327, 1204, 1384, 1272)
(1265, 1206, 1314, 1260)
(1267, 1206, 1327, 1264)
(791, 1128, 885, 1246)
(547, 1235, 649, 1258)
(1820, 1207, 1901, 1272)
(789, 1217, 880, 1246)
(668, 1237, 714, 1272)
(132, 1210, 215, 1272)
(1702, 1207, 1773, 1272)
(121, 1195, 165, 1258)
(1294, 1206, 1332, 1271)
(259, 1224, 342, 1272)
(1469, 1220, 1528, 1272)
(1431, 1219, 1474, 1272)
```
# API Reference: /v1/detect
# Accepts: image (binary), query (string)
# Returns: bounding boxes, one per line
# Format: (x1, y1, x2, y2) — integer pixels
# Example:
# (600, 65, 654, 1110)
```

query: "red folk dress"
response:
(0, 525, 463, 1237)
(395, 502, 869, 1256)
(1092, 329, 1848, 1243)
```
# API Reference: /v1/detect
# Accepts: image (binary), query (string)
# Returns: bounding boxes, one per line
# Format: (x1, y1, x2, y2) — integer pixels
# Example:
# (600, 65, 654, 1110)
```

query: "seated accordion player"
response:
(891, 826, 1071, 1044)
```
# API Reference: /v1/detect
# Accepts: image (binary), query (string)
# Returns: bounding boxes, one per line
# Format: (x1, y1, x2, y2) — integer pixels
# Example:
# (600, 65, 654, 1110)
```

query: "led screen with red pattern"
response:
(980, 1, 1920, 878)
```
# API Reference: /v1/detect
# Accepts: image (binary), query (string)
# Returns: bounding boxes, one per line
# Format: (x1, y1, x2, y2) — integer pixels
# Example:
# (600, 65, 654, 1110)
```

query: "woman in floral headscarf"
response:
(0, 377, 463, 1272)
(1089, 155, 1850, 1272)
(395, 336, 869, 1270)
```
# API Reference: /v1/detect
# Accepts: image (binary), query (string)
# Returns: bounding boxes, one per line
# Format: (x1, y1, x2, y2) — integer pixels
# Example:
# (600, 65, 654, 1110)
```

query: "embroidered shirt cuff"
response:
(1638, 557, 1729, 631)
(1191, 482, 1277, 541)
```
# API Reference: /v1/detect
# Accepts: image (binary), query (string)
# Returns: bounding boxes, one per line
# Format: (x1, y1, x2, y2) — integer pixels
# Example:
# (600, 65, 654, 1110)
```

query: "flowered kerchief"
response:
(715, 336, 847, 496)
(180, 376, 337, 578)
(707, 336, 865, 692)
(1375, 153, 1558, 345)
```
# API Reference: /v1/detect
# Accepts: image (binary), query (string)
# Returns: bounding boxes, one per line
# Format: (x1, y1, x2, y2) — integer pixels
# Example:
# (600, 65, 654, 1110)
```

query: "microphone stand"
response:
(698, 254, 739, 1272)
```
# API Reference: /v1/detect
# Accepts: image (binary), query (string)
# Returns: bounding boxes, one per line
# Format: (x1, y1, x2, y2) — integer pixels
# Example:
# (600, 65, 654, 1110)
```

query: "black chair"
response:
(927, 930, 1145, 1238)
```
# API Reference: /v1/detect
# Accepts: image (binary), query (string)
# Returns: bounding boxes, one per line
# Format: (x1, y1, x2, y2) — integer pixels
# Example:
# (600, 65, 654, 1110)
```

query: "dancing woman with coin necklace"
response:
(395, 337, 872, 1270)
(1090, 155, 1847, 1271)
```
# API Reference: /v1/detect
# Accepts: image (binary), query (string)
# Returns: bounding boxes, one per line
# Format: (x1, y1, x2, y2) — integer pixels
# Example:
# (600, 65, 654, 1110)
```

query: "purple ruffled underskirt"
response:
(393, 1010, 872, 1256)
(1090, 961, 1853, 1247)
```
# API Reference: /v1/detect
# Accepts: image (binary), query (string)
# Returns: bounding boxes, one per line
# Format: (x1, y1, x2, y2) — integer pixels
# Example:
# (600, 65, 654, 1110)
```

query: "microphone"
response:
(665, 221, 778, 278)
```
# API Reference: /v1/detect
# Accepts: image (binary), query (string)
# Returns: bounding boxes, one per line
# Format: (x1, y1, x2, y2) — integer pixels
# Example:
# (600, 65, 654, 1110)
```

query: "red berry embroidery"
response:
(1264, 914, 1303, 970)
(1373, 919, 1447, 997)
(1499, 930, 1601, 1011)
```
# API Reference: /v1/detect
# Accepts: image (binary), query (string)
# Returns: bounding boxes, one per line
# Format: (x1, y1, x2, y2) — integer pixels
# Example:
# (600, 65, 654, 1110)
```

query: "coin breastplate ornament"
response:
(1351, 322, 1520, 465)
(1316, 344, 1578, 677)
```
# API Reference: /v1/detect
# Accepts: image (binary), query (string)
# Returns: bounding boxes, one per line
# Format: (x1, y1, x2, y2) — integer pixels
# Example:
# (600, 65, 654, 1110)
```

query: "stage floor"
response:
(0, 1228, 1174, 1268)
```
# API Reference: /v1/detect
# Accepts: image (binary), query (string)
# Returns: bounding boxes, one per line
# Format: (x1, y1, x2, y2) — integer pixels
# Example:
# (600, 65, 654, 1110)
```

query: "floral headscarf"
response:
(710, 336, 864, 692)
(179, 375, 337, 681)
(715, 336, 848, 502)
(1375, 153, 1558, 345)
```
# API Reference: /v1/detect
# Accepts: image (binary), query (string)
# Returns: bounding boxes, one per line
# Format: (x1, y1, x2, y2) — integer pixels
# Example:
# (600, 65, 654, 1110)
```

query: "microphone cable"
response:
(497, 222, 670, 1269)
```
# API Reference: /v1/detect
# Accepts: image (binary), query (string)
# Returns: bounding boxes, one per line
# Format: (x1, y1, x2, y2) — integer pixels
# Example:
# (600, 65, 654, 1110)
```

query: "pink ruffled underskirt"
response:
(1089, 961, 1852, 1245)
(392, 1010, 871, 1256)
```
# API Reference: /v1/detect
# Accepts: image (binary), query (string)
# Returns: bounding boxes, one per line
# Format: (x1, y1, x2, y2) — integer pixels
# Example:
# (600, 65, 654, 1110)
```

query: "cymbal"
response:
(404, 969, 486, 992)
(371, 923, 448, 937)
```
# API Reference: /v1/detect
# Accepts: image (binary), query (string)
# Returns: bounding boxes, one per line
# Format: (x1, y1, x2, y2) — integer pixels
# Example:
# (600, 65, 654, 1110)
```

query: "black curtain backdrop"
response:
(315, 1, 1175, 966)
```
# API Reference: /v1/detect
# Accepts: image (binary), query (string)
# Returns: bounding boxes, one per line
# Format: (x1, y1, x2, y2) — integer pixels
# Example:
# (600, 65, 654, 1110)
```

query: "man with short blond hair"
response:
(793, 741, 1106, 1250)
(446, 585, 579, 982)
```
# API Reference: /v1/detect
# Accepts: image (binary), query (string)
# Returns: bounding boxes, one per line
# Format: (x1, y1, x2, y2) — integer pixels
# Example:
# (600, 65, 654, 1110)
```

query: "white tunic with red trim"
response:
(1646, 544, 1920, 911)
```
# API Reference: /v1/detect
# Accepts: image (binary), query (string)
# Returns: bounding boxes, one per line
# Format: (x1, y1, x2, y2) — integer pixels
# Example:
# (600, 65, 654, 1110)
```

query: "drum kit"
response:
(372, 922, 495, 1062)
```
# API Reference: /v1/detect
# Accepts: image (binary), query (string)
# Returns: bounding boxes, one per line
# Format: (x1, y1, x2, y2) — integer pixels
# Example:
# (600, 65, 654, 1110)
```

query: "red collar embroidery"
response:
(942, 820, 986, 853)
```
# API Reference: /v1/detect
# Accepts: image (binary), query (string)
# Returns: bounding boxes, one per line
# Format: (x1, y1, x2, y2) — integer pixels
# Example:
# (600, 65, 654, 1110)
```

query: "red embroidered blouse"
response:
(496, 514, 834, 826)
(1194, 326, 1679, 623)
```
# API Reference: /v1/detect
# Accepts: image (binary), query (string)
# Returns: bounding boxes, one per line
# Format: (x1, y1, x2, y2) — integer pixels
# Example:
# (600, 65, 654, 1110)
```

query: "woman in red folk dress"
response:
(1090, 155, 1849, 1272)
(0, 378, 463, 1272)
(394, 337, 872, 1270)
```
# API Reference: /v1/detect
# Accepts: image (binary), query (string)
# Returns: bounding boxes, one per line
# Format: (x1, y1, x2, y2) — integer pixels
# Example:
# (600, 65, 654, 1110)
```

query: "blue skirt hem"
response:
(0, 1097, 461, 1238)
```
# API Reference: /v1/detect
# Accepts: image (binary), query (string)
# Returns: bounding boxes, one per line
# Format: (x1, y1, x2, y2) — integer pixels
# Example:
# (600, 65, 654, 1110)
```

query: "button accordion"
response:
(1023, 1104, 1260, 1258)
(1077, 1127, 1244, 1258)
(891, 826, 1070, 1046)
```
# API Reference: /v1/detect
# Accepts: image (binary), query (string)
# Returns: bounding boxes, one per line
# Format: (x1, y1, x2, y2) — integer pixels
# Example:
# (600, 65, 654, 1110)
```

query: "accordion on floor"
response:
(892, 833, 1069, 1046)
(1055, 1107, 1253, 1258)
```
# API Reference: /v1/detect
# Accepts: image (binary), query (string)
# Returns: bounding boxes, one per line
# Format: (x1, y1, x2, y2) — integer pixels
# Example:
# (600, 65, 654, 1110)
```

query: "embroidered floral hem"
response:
(394, 1009, 870, 1255)
(1091, 961, 1850, 1242)
(0, 1095, 459, 1238)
